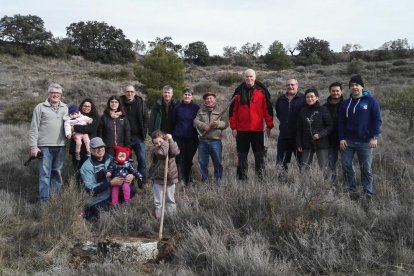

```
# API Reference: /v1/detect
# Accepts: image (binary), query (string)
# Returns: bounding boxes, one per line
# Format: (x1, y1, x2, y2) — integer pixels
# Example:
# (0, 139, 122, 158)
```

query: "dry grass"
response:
(0, 54, 414, 274)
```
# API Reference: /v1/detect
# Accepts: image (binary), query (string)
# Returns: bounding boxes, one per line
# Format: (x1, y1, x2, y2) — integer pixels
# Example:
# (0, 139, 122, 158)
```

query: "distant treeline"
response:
(0, 14, 413, 66)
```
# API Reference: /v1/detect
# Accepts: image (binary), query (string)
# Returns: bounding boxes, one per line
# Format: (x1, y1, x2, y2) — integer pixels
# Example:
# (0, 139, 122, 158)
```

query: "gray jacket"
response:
(193, 106, 229, 141)
(29, 99, 68, 148)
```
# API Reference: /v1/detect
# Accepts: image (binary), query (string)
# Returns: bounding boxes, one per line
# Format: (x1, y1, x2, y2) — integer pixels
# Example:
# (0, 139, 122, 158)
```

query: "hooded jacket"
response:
(229, 80, 274, 132)
(338, 91, 382, 143)
(148, 139, 180, 185)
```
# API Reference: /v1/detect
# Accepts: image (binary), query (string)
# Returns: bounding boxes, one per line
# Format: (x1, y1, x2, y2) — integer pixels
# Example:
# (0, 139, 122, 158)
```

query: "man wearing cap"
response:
(120, 84, 149, 182)
(194, 91, 229, 184)
(229, 69, 274, 180)
(29, 83, 68, 203)
(80, 137, 135, 220)
(338, 75, 382, 201)
(171, 87, 200, 185)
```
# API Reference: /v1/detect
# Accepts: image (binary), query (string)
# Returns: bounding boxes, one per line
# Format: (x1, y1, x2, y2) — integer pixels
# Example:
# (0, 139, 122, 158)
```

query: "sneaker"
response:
(75, 153, 81, 161)
(86, 151, 91, 157)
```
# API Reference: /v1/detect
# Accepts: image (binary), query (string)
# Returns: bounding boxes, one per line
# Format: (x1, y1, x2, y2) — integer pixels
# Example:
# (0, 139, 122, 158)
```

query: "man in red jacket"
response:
(229, 69, 274, 180)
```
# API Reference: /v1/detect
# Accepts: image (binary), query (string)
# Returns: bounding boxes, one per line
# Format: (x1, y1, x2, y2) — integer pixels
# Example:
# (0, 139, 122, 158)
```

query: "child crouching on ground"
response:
(148, 130, 180, 219)
(106, 145, 143, 206)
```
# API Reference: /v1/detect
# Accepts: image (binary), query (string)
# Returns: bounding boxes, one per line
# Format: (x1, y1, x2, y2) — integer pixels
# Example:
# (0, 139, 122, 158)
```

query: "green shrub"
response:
(146, 88, 162, 108)
(89, 68, 133, 81)
(194, 81, 220, 95)
(133, 44, 185, 91)
(0, 44, 25, 57)
(217, 73, 242, 86)
(208, 55, 231, 66)
(392, 60, 408, 66)
(295, 66, 306, 73)
(3, 98, 42, 124)
(347, 59, 366, 74)
(383, 87, 414, 133)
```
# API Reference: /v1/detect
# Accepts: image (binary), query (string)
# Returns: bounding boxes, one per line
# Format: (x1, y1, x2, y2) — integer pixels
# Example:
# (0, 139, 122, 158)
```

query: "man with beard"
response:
(324, 82, 344, 190)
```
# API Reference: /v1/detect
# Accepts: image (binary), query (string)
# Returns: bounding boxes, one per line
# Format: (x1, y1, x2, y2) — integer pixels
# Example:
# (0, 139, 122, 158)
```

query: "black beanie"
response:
(349, 75, 364, 88)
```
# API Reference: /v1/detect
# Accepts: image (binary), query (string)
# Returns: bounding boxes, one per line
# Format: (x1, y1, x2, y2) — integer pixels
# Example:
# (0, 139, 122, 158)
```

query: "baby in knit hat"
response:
(64, 104, 93, 160)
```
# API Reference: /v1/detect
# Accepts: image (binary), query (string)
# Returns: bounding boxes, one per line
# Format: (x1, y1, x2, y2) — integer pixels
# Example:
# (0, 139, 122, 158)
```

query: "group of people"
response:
(28, 70, 382, 220)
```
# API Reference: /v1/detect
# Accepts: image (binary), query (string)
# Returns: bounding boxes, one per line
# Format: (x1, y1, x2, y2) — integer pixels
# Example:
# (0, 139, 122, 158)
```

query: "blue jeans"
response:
(38, 146, 66, 202)
(198, 140, 223, 183)
(130, 138, 146, 180)
(340, 140, 373, 196)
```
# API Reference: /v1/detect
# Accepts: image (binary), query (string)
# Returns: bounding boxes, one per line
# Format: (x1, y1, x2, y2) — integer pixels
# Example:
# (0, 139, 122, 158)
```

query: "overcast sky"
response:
(3, 0, 414, 55)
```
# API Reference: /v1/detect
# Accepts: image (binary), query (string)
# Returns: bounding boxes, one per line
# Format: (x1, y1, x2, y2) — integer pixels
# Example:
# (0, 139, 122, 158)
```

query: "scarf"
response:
(204, 101, 216, 112)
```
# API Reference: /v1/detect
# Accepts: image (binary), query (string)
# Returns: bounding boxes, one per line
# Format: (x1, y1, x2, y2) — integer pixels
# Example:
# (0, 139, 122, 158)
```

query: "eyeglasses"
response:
(82, 105, 91, 108)
(126, 91, 135, 93)
(110, 100, 119, 104)
(183, 93, 192, 96)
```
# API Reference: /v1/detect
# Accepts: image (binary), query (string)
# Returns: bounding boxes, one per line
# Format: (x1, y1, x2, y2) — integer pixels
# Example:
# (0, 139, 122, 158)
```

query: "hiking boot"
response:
(349, 191, 360, 201)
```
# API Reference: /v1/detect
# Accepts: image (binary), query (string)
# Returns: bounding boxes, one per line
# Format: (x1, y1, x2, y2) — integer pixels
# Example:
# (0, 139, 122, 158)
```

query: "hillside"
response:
(1, 54, 414, 118)
(0, 54, 414, 275)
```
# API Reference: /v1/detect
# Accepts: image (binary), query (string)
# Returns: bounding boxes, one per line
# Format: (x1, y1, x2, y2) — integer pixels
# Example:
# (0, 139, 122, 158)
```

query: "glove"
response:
(137, 177, 144, 189)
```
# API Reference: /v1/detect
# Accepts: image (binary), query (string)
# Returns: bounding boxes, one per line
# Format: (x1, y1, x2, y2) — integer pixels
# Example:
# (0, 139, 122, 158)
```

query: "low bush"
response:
(89, 68, 133, 81)
(3, 97, 42, 124)
(347, 59, 366, 74)
(217, 73, 242, 86)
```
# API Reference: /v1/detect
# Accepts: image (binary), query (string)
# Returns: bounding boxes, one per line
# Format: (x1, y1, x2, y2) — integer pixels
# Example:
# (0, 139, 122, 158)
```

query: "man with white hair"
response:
(229, 69, 274, 180)
(29, 83, 68, 202)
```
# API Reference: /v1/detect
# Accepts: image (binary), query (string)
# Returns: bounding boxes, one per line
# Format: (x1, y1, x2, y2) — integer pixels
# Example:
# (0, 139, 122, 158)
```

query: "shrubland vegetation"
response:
(1, 12, 414, 276)
(1, 13, 413, 67)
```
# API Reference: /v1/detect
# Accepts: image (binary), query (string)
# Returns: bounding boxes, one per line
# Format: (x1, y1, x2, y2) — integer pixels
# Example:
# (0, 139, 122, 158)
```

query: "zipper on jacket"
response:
(113, 119, 118, 145)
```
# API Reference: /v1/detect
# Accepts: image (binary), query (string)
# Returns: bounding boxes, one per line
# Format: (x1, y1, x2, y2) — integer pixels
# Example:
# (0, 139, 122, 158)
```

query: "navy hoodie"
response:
(338, 91, 382, 143)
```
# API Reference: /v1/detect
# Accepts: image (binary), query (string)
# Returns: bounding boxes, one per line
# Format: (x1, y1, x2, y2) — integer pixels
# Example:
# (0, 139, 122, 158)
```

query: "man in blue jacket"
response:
(338, 75, 382, 201)
(81, 137, 135, 220)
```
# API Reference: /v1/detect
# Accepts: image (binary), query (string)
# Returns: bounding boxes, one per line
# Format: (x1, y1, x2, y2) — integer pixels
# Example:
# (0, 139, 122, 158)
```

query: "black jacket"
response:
(98, 113, 131, 148)
(323, 96, 343, 148)
(120, 95, 149, 141)
(296, 102, 333, 150)
(275, 92, 306, 139)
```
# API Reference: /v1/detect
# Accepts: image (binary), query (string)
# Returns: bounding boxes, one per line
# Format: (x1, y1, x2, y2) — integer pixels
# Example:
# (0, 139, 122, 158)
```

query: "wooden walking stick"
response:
(158, 153, 169, 240)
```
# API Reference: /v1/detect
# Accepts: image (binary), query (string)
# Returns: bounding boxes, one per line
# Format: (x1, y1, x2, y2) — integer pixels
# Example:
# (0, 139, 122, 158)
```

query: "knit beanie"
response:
(68, 104, 79, 114)
(113, 145, 131, 165)
(349, 75, 364, 88)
